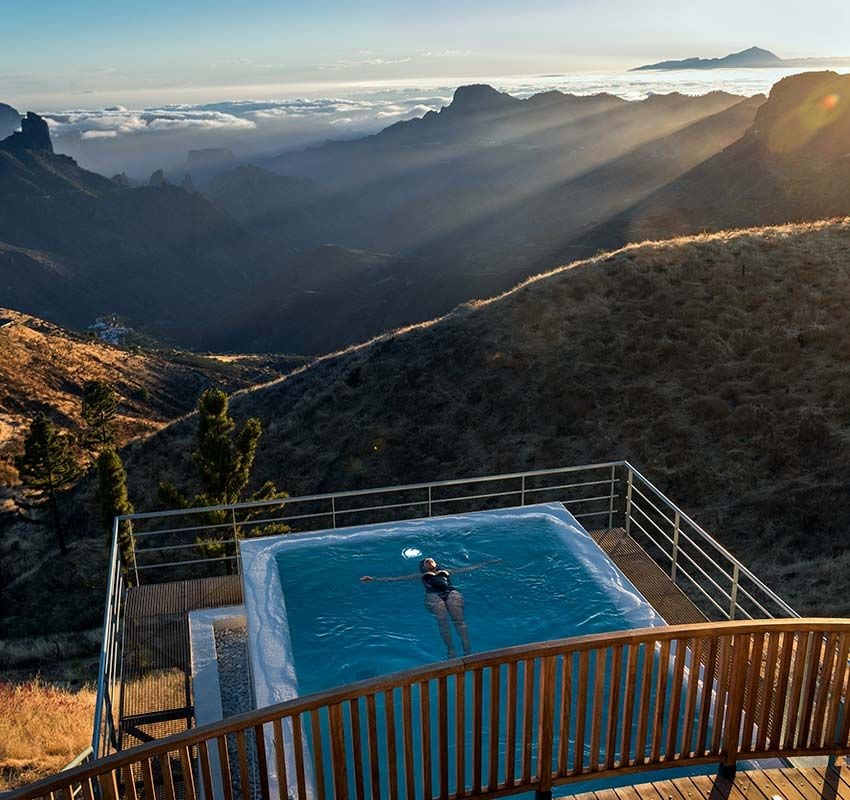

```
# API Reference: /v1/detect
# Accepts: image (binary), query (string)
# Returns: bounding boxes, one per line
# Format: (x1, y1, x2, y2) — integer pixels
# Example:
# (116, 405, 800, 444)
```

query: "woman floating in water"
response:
(360, 557, 499, 658)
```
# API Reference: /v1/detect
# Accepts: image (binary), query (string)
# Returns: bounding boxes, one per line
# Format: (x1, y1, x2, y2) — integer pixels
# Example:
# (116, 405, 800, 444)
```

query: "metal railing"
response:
(12, 620, 850, 800)
(90, 460, 795, 763)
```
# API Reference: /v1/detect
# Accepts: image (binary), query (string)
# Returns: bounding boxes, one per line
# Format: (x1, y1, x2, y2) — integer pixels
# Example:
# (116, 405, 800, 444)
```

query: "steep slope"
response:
(581, 72, 850, 252)
(128, 219, 850, 617)
(0, 116, 285, 346)
(0, 307, 305, 459)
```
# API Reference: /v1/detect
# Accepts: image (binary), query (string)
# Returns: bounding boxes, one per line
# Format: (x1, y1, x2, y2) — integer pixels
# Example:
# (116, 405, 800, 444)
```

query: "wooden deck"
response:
(570, 767, 850, 800)
(119, 574, 243, 750)
(589, 528, 707, 625)
(116, 527, 703, 750)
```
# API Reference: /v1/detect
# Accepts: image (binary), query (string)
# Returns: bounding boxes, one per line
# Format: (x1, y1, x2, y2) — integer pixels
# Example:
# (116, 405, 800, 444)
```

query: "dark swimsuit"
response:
(422, 569, 455, 601)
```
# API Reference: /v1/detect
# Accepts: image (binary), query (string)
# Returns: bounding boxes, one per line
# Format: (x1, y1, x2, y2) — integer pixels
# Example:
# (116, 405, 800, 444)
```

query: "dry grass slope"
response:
(128, 218, 850, 616)
(0, 679, 95, 791)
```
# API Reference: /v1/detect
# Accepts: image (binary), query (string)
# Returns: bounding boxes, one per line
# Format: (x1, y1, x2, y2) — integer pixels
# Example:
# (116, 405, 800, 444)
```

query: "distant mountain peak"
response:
(0, 111, 53, 153)
(448, 84, 517, 114)
(633, 46, 784, 71)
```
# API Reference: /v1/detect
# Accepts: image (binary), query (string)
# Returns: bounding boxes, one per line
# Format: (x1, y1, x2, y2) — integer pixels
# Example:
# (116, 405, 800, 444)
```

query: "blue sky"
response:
(3, 0, 850, 107)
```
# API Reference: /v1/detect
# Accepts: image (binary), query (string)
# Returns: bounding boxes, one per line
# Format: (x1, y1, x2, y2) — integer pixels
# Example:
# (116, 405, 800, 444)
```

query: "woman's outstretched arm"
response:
(360, 572, 420, 583)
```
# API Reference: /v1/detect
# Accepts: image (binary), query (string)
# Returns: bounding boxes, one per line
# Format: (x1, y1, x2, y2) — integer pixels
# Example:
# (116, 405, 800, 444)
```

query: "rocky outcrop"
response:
(148, 168, 166, 187)
(0, 112, 53, 152)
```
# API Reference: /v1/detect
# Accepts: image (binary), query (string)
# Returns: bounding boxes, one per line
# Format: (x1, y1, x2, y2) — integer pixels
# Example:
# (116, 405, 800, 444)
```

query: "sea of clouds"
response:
(31, 66, 850, 177)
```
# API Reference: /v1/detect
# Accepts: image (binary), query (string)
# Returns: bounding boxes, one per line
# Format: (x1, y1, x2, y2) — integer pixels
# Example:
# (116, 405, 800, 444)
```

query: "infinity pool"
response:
(240, 504, 670, 797)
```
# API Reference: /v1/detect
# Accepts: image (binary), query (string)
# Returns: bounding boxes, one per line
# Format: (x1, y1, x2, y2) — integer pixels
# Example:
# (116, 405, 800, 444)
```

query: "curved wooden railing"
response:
(10, 619, 850, 800)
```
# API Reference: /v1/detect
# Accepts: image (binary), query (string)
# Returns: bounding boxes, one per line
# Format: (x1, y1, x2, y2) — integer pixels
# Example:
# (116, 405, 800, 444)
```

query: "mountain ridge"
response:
(633, 45, 850, 71)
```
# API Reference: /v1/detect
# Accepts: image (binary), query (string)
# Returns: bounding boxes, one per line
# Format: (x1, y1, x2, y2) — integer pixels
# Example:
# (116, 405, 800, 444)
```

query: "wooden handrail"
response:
(11, 619, 850, 800)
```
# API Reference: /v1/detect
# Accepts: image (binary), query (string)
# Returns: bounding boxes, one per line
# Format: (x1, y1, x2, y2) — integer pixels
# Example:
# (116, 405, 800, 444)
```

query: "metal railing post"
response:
(521, 475, 526, 506)
(428, 486, 432, 517)
(729, 564, 740, 620)
(91, 517, 122, 758)
(331, 496, 337, 529)
(231, 507, 240, 575)
(607, 465, 616, 529)
(671, 510, 680, 582)
(624, 468, 634, 536)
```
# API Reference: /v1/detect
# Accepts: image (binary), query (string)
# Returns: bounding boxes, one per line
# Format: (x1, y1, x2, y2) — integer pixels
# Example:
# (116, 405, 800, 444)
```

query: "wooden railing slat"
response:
(650, 639, 671, 763)
(573, 650, 589, 774)
(159, 753, 176, 800)
(811, 633, 839, 748)
(680, 637, 701, 759)
(292, 714, 308, 800)
(665, 639, 687, 760)
(141, 758, 157, 800)
(419, 682, 432, 800)
(488, 665, 501, 792)
(121, 766, 138, 800)
(347, 700, 365, 800)
(329, 704, 349, 800)
(634, 641, 654, 766)
(557, 654, 572, 776)
(179, 746, 197, 800)
(535, 657, 556, 794)
(619, 644, 637, 768)
(711, 636, 732, 756)
(756, 632, 780, 752)
(472, 669, 483, 794)
(721, 633, 751, 767)
(605, 645, 623, 770)
(695, 636, 717, 756)
(455, 672, 466, 796)
(769, 631, 795, 749)
(505, 661, 518, 787)
(589, 648, 605, 771)
(740, 632, 765, 752)
(437, 677, 448, 800)
(401, 685, 415, 800)
(271, 719, 289, 800)
(825, 633, 850, 749)
(521, 659, 535, 785)
(798, 632, 826, 747)
(253, 725, 271, 800)
(365, 695, 380, 800)
(785, 632, 811, 750)
(235, 730, 252, 800)
(383, 691, 398, 800)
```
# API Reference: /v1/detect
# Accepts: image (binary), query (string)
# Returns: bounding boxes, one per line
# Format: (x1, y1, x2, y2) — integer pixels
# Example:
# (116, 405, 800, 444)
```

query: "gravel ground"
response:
(214, 626, 260, 799)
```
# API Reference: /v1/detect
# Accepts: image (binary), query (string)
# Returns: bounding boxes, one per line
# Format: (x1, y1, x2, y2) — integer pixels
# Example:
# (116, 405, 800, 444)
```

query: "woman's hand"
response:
(360, 575, 374, 582)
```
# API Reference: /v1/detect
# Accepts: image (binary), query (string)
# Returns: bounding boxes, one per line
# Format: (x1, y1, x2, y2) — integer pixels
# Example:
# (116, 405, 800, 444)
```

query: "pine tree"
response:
(96, 447, 135, 577)
(158, 388, 285, 573)
(15, 414, 80, 554)
(82, 381, 118, 450)
(193, 388, 262, 505)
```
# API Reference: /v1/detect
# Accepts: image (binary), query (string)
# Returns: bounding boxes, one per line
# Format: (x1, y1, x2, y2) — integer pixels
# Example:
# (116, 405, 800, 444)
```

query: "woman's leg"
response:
(425, 593, 456, 657)
(445, 591, 472, 655)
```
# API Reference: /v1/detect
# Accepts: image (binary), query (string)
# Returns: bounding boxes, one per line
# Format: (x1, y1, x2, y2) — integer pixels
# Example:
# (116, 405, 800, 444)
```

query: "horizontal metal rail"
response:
(15, 619, 850, 800)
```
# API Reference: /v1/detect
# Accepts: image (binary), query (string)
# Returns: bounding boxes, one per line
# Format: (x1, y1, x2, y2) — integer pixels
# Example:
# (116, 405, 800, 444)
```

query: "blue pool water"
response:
(272, 507, 663, 695)
(242, 505, 720, 798)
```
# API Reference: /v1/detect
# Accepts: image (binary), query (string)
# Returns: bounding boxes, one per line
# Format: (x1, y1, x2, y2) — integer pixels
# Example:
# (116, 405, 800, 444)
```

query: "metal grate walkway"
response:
(119, 574, 243, 750)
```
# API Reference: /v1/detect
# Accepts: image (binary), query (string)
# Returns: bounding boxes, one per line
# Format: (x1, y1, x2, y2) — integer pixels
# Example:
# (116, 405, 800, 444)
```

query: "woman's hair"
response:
(419, 557, 436, 573)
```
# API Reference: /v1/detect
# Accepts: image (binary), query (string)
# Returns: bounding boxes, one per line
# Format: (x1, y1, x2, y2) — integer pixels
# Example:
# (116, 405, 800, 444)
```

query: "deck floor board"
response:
(571, 769, 850, 800)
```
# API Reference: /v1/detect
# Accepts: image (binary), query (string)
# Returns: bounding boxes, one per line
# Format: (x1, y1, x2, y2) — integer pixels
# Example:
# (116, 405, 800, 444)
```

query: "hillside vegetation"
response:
(0, 680, 94, 791)
(127, 218, 850, 616)
(0, 308, 304, 460)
